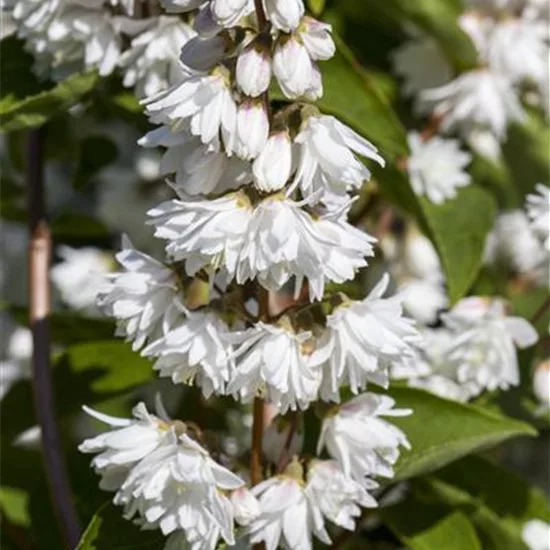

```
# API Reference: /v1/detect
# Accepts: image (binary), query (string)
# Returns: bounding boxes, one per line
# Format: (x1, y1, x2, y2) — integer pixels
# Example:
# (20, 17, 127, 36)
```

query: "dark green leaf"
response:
(339, 0, 478, 71)
(385, 387, 537, 481)
(73, 135, 118, 190)
(1, 70, 99, 133)
(76, 502, 165, 550)
(383, 495, 482, 550)
(51, 212, 111, 242)
(379, 168, 497, 303)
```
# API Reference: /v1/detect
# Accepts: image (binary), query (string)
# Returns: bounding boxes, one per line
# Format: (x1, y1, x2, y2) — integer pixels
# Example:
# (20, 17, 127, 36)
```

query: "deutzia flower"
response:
(234, 98, 269, 160)
(522, 519, 550, 550)
(316, 274, 421, 402)
(441, 297, 539, 393)
(139, 129, 251, 195)
(119, 16, 196, 98)
(400, 279, 449, 325)
(293, 114, 384, 196)
(273, 34, 322, 100)
(230, 487, 261, 527)
(143, 66, 237, 148)
(160, 0, 206, 13)
(51, 246, 113, 313)
(486, 18, 547, 88)
(406, 132, 472, 204)
(97, 236, 179, 350)
(226, 319, 323, 412)
(247, 460, 331, 550)
(391, 36, 453, 111)
(0, 323, 32, 400)
(420, 69, 525, 140)
(263, 0, 304, 32)
(526, 184, 550, 251)
(305, 459, 378, 532)
(484, 211, 546, 274)
(79, 402, 172, 491)
(211, 0, 253, 28)
(236, 37, 272, 97)
(143, 308, 234, 398)
(252, 130, 292, 191)
(317, 393, 412, 481)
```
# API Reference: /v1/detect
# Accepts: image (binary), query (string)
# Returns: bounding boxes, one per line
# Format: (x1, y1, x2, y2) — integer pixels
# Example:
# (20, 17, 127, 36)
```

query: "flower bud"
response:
(299, 16, 335, 61)
(230, 487, 261, 526)
(273, 34, 315, 99)
(253, 130, 292, 192)
(264, 0, 304, 32)
(235, 99, 269, 160)
(211, 0, 251, 28)
(236, 39, 272, 97)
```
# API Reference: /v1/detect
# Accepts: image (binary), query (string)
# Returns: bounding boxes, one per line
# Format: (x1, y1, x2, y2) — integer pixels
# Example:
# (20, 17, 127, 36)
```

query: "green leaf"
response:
(77, 502, 165, 550)
(51, 212, 111, 242)
(433, 455, 550, 525)
(65, 340, 153, 393)
(1, 70, 99, 133)
(383, 496, 482, 550)
(73, 135, 118, 190)
(271, 38, 409, 162)
(0, 486, 30, 528)
(385, 387, 537, 481)
(339, 0, 478, 71)
(379, 169, 497, 303)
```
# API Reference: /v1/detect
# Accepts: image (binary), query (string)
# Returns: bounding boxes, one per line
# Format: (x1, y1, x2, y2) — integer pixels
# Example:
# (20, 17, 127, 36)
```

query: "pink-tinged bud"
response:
(253, 130, 293, 192)
(236, 40, 272, 98)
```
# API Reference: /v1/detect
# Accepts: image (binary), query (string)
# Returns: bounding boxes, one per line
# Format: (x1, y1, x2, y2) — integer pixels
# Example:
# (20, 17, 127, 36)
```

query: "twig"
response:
(27, 129, 81, 549)
(251, 397, 265, 486)
(253, 0, 268, 28)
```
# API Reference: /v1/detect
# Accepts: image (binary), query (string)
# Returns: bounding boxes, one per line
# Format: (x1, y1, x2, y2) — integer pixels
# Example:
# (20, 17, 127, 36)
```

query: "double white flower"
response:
(316, 274, 421, 402)
(318, 393, 412, 481)
(80, 402, 246, 550)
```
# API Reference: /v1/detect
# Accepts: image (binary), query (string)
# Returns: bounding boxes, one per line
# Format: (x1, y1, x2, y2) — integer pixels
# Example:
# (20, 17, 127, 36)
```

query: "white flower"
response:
(252, 130, 292, 191)
(420, 69, 525, 140)
(484, 210, 547, 274)
(298, 16, 336, 61)
(211, 0, 253, 27)
(160, 0, 206, 13)
(293, 114, 384, 196)
(140, 128, 251, 195)
(398, 231, 443, 282)
(143, 67, 236, 149)
(522, 519, 550, 550)
(226, 320, 323, 412)
(119, 17, 195, 97)
(0, 323, 32, 400)
(533, 359, 550, 407)
(234, 99, 269, 160)
(442, 297, 539, 393)
(400, 279, 449, 326)
(51, 246, 113, 313)
(391, 36, 453, 110)
(248, 470, 330, 550)
(149, 193, 376, 301)
(143, 309, 234, 398)
(317, 393, 412, 481)
(316, 274, 421, 402)
(526, 184, 550, 251)
(236, 38, 272, 97)
(486, 18, 547, 88)
(305, 459, 378, 531)
(180, 34, 228, 73)
(148, 190, 253, 276)
(230, 487, 261, 527)
(273, 34, 322, 100)
(97, 236, 179, 350)
(262, 414, 304, 464)
(407, 132, 472, 204)
(79, 402, 171, 491)
(263, 0, 304, 32)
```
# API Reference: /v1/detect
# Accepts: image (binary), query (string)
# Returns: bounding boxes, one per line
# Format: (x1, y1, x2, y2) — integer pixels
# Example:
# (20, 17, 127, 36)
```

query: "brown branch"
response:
(250, 397, 265, 486)
(27, 129, 81, 549)
(253, 0, 268, 28)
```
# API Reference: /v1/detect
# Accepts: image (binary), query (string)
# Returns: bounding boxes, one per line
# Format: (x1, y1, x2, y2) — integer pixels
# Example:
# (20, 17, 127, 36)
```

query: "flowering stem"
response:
(251, 397, 265, 485)
(253, 0, 268, 28)
(27, 128, 81, 549)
